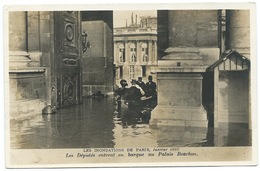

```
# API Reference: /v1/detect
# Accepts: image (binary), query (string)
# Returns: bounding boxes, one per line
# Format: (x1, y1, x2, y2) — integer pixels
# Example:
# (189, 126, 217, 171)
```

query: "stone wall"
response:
(82, 21, 114, 96)
(9, 11, 55, 119)
(218, 71, 249, 125)
(9, 70, 46, 119)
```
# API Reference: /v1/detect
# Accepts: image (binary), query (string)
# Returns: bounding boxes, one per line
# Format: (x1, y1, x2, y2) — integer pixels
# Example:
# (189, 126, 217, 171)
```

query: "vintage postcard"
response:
(4, 3, 257, 168)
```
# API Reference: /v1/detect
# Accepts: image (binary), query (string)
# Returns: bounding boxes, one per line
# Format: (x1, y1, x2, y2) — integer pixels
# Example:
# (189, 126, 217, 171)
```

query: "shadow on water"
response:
(10, 97, 251, 149)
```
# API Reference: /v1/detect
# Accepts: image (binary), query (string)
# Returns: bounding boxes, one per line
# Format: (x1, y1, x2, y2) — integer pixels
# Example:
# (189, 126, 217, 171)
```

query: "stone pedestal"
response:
(9, 68, 46, 120)
(151, 125, 208, 146)
(150, 68, 208, 128)
(9, 51, 31, 68)
(162, 47, 203, 66)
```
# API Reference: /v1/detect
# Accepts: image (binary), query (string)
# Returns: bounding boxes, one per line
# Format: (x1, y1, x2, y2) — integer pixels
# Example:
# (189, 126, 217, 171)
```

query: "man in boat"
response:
(123, 79, 146, 123)
(143, 75, 157, 108)
(145, 75, 157, 96)
(114, 79, 128, 113)
(136, 77, 146, 92)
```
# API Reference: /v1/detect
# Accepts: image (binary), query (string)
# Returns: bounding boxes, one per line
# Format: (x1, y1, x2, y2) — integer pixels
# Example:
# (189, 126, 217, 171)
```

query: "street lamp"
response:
(82, 30, 91, 53)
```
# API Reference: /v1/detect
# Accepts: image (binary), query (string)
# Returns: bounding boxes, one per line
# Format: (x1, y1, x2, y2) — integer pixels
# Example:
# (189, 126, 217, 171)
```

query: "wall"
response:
(9, 71, 45, 119)
(218, 71, 249, 125)
(9, 11, 55, 119)
(82, 21, 113, 96)
(35, 11, 55, 107)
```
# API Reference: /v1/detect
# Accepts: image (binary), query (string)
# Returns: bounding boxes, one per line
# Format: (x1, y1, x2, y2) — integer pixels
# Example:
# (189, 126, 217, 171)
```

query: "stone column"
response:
(124, 41, 129, 64)
(9, 12, 30, 68)
(153, 41, 158, 65)
(27, 11, 42, 67)
(136, 40, 140, 65)
(227, 10, 250, 58)
(150, 10, 219, 128)
(114, 42, 118, 63)
(9, 11, 29, 103)
(148, 40, 152, 65)
(168, 11, 197, 48)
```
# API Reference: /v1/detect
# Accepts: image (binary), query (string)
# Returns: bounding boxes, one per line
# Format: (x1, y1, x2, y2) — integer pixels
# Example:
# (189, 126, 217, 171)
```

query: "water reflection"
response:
(10, 97, 251, 149)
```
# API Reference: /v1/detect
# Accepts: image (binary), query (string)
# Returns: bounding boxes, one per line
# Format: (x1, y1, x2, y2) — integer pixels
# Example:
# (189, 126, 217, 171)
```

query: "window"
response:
(131, 54, 136, 62)
(141, 43, 148, 62)
(129, 66, 135, 79)
(130, 43, 136, 63)
(142, 66, 146, 77)
(119, 66, 123, 79)
(143, 54, 148, 62)
(118, 44, 125, 62)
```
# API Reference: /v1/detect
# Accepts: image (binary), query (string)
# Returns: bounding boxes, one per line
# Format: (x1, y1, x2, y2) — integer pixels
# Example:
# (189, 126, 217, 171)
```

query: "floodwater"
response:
(10, 97, 251, 149)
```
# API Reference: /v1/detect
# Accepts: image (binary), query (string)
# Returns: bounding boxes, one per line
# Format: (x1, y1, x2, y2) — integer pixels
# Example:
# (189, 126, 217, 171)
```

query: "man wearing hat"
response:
(114, 79, 128, 113)
(130, 79, 145, 96)
(146, 75, 157, 97)
(124, 79, 146, 119)
(137, 77, 146, 92)
(121, 79, 144, 103)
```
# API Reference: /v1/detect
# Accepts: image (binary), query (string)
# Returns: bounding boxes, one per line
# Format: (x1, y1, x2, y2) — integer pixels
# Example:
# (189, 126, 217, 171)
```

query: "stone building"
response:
(114, 13, 157, 86)
(81, 11, 114, 96)
(8, 11, 114, 119)
(151, 10, 251, 131)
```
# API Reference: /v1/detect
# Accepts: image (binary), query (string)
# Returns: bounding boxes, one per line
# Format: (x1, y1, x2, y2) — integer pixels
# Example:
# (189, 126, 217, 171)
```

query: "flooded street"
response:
(10, 97, 251, 149)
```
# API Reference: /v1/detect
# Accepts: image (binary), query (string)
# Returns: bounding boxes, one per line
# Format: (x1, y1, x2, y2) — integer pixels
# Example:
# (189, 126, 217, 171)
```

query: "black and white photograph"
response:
(2, 2, 258, 168)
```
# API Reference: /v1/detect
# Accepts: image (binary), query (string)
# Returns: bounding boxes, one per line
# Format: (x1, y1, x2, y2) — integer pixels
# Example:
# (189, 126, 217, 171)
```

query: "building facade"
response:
(114, 14, 157, 86)
(8, 11, 82, 118)
(8, 11, 114, 119)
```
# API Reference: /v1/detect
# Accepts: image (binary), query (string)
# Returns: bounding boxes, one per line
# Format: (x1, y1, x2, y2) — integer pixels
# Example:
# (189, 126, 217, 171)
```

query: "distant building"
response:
(114, 13, 157, 86)
(82, 20, 113, 96)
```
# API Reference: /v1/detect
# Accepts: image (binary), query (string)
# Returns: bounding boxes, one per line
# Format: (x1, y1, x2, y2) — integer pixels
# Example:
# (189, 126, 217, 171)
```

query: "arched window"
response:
(141, 43, 148, 62)
(130, 43, 136, 62)
(118, 44, 125, 62)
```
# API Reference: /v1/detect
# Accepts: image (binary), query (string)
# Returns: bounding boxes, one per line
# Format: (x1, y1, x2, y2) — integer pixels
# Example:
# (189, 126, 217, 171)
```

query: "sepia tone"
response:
(5, 5, 256, 167)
